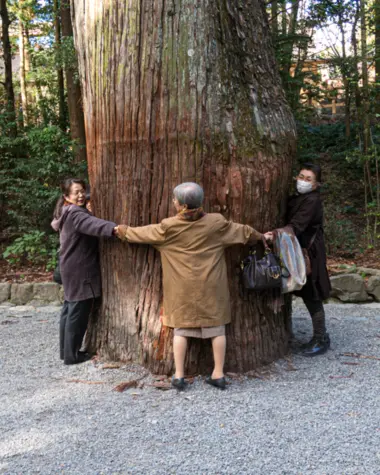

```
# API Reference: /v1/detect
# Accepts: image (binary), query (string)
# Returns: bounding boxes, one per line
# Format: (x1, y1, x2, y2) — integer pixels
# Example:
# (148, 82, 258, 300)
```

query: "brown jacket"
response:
(124, 213, 262, 328)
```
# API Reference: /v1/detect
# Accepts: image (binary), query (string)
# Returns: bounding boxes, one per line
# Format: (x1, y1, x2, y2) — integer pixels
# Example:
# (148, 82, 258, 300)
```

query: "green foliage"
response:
(3, 230, 58, 270)
(297, 122, 357, 168)
(0, 122, 87, 233)
(324, 204, 358, 255)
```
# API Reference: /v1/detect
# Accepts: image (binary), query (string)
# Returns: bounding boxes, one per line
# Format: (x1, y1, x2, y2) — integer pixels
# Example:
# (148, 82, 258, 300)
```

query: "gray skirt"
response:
(174, 325, 225, 339)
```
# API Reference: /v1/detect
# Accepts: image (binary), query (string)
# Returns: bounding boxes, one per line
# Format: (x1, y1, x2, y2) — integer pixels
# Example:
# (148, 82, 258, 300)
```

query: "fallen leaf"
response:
(341, 362, 361, 366)
(112, 373, 149, 393)
(329, 372, 354, 379)
(112, 380, 138, 392)
(152, 375, 168, 381)
(346, 411, 360, 417)
(245, 370, 269, 380)
(67, 379, 105, 385)
(284, 358, 298, 371)
(149, 382, 172, 390)
(340, 352, 380, 361)
(102, 363, 122, 369)
(226, 372, 239, 378)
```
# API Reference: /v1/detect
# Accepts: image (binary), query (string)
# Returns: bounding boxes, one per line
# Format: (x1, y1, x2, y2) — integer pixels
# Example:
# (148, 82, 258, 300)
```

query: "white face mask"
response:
(296, 180, 313, 194)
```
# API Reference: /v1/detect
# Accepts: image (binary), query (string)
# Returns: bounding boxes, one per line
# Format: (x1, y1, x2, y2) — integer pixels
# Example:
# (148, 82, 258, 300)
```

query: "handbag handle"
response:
(261, 235, 271, 254)
(248, 235, 270, 256)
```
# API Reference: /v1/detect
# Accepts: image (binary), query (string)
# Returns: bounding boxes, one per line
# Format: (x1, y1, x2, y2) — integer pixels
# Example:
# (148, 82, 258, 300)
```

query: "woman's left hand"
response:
(114, 225, 128, 241)
(264, 232, 274, 242)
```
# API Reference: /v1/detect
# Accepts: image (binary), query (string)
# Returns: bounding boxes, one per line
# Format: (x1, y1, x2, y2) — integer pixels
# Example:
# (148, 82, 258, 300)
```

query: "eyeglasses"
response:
(70, 189, 86, 197)
(297, 174, 315, 183)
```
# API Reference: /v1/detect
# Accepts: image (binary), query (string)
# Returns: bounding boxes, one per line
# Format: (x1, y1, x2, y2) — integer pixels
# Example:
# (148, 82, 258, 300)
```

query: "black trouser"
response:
(60, 298, 94, 364)
(302, 297, 327, 339)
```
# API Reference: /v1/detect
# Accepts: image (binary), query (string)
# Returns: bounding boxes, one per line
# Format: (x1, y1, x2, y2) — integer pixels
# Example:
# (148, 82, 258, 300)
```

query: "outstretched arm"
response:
(71, 208, 116, 237)
(115, 223, 167, 245)
(218, 219, 262, 247)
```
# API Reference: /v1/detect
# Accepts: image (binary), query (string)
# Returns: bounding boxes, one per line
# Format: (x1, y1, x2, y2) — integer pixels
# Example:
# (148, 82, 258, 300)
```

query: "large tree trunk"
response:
(0, 0, 17, 136)
(71, 0, 296, 374)
(61, 0, 86, 162)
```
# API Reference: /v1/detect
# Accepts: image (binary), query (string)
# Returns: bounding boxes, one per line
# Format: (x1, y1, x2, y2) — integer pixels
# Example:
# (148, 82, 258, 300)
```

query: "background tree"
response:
(376, 0, 380, 113)
(71, 0, 297, 374)
(53, 0, 66, 130)
(60, 0, 86, 162)
(0, 0, 16, 136)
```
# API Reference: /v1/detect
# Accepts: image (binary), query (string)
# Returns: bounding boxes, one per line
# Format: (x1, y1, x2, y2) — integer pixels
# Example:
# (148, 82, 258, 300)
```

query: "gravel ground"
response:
(0, 301, 379, 475)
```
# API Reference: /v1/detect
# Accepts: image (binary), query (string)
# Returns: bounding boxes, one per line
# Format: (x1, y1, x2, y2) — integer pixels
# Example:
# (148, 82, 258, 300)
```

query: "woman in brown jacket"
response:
(116, 182, 263, 390)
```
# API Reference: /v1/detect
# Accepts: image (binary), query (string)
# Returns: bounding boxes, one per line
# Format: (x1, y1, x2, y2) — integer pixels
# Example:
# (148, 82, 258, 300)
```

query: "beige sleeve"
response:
(124, 223, 167, 246)
(218, 219, 262, 247)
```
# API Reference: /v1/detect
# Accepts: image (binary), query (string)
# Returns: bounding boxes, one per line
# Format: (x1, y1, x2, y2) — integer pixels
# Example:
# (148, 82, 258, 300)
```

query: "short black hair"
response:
(300, 163, 322, 183)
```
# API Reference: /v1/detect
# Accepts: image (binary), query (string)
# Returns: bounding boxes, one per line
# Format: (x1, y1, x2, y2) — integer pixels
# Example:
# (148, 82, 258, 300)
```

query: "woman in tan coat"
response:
(116, 183, 262, 390)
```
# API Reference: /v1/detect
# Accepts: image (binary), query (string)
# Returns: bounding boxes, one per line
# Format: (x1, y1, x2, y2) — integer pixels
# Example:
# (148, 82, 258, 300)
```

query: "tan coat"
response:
(125, 213, 262, 328)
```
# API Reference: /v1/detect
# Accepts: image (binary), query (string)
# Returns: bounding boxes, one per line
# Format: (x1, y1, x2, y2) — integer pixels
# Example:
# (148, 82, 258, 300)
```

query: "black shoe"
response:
(205, 376, 226, 390)
(171, 376, 187, 391)
(302, 334, 330, 357)
(299, 337, 318, 350)
(64, 353, 92, 365)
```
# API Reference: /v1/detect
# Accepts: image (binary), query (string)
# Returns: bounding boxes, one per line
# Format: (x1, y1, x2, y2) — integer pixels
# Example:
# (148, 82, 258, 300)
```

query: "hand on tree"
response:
(114, 225, 128, 241)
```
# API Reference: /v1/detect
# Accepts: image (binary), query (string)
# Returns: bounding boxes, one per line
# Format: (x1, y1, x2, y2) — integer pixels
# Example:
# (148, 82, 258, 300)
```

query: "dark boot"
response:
(301, 299, 330, 356)
(302, 333, 330, 357)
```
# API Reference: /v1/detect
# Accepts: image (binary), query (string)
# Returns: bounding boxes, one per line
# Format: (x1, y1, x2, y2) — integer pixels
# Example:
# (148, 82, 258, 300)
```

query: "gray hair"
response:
(173, 182, 204, 209)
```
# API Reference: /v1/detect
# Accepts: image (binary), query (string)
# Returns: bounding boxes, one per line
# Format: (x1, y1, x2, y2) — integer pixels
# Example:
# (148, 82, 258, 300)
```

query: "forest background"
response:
(0, 0, 379, 282)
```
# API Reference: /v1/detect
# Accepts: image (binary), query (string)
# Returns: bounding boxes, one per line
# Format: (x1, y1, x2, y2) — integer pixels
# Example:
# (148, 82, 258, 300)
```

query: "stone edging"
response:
(330, 267, 380, 303)
(0, 282, 63, 306)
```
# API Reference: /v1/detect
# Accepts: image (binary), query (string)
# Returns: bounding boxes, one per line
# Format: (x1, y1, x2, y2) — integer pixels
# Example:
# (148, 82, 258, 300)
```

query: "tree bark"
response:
(271, 0, 279, 38)
(71, 0, 296, 374)
(19, 21, 29, 127)
(54, 0, 67, 130)
(61, 0, 86, 162)
(360, 0, 370, 153)
(351, 0, 361, 121)
(0, 0, 17, 136)
(375, 0, 380, 114)
(338, 16, 351, 139)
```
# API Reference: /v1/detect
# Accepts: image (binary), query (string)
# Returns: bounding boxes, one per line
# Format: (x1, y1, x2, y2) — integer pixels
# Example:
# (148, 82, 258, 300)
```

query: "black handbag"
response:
(241, 241, 282, 291)
(53, 256, 62, 285)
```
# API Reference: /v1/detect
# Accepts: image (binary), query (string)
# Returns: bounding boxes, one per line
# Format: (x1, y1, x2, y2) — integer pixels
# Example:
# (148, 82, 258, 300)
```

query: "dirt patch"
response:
(0, 260, 53, 283)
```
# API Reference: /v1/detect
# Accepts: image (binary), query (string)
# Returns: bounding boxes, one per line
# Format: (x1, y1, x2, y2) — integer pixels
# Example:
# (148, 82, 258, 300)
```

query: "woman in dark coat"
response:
(52, 178, 117, 365)
(266, 163, 331, 356)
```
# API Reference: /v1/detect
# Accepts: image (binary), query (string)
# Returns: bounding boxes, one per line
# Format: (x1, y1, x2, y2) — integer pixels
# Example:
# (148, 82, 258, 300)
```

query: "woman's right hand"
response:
(264, 232, 274, 242)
